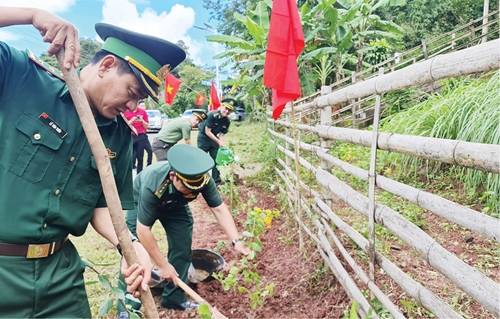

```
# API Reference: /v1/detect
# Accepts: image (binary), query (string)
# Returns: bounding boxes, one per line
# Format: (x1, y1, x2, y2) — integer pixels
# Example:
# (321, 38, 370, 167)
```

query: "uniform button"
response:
(43, 223, 47, 229)
(54, 189, 61, 195)
(34, 133, 41, 140)
(70, 157, 76, 162)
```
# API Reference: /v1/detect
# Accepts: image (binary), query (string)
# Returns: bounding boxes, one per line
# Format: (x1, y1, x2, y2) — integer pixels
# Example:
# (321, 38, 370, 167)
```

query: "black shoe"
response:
(117, 311, 130, 319)
(163, 300, 199, 311)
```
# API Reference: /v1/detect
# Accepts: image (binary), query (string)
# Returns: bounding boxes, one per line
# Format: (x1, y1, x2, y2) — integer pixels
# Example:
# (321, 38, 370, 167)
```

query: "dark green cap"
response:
(167, 144, 214, 190)
(221, 98, 236, 110)
(192, 110, 207, 121)
(95, 23, 186, 103)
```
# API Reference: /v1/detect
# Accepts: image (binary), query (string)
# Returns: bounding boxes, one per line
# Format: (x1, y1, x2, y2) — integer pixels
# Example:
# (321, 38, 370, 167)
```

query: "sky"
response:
(0, 0, 222, 67)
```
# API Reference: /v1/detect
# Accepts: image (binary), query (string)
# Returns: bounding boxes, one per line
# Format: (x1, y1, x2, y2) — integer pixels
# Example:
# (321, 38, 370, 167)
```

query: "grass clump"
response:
(379, 72, 500, 215)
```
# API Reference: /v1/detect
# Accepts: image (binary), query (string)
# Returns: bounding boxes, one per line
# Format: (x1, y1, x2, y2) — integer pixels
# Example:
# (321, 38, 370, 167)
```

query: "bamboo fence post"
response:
(367, 68, 384, 295)
(285, 111, 292, 167)
(351, 72, 357, 128)
(482, 0, 490, 43)
(55, 51, 159, 318)
(320, 85, 333, 208)
(290, 101, 303, 251)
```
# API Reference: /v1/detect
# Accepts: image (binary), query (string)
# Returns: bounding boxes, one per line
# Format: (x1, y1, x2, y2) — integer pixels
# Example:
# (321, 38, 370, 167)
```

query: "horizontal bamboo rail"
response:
(313, 199, 462, 319)
(269, 128, 500, 242)
(281, 39, 499, 115)
(315, 167, 500, 316)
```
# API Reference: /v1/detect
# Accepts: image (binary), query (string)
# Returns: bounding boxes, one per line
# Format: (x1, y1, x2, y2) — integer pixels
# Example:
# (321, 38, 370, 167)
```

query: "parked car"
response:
(181, 108, 206, 118)
(229, 107, 247, 121)
(146, 109, 163, 132)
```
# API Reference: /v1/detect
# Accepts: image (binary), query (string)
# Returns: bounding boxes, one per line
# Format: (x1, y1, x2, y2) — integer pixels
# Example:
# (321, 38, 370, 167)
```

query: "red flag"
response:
(164, 73, 182, 105)
(209, 79, 221, 111)
(263, 0, 304, 120)
(195, 93, 207, 105)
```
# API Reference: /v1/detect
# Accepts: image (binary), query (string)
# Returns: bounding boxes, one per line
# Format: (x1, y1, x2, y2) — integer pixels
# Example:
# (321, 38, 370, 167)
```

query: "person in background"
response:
(124, 100, 152, 173)
(197, 98, 236, 185)
(152, 110, 207, 161)
(117, 144, 250, 318)
(0, 6, 186, 317)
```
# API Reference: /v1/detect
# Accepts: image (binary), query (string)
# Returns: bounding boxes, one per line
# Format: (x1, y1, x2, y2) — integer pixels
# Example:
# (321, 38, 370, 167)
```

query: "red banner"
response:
(263, 0, 304, 120)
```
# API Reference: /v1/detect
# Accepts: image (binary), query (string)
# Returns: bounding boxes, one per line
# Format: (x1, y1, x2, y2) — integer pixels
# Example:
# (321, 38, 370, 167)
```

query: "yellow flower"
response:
(263, 216, 272, 228)
(254, 207, 262, 213)
(265, 209, 271, 216)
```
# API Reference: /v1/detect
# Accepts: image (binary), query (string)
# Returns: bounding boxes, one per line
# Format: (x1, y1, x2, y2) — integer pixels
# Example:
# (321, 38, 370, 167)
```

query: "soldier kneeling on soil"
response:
(117, 144, 250, 318)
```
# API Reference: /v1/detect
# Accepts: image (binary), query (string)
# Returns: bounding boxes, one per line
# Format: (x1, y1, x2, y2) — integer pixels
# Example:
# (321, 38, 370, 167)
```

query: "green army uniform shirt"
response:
(130, 161, 222, 227)
(157, 117, 192, 144)
(0, 42, 134, 244)
(197, 110, 230, 143)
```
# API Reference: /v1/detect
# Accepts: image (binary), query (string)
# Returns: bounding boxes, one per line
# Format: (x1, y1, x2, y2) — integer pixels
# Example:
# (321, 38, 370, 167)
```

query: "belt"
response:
(0, 238, 68, 258)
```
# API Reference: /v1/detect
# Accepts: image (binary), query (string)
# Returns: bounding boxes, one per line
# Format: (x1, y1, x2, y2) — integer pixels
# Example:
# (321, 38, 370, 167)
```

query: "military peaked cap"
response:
(95, 23, 186, 103)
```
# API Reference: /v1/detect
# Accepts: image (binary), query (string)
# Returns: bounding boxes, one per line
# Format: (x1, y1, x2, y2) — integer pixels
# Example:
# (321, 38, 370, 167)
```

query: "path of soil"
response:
(157, 185, 349, 319)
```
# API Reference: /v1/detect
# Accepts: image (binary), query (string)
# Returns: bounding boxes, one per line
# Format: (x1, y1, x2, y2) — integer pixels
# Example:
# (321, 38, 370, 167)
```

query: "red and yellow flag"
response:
(209, 79, 221, 111)
(195, 93, 207, 105)
(164, 73, 182, 105)
(263, 0, 304, 120)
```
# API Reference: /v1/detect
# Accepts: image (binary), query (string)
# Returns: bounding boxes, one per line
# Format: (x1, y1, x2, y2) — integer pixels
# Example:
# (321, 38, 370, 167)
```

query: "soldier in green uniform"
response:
(197, 98, 236, 185)
(118, 144, 250, 318)
(152, 110, 207, 161)
(0, 6, 186, 318)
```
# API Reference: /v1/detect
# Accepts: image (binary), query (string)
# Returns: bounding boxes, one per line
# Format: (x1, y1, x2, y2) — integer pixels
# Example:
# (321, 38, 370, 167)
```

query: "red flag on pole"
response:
(164, 73, 182, 105)
(209, 79, 221, 111)
(263, 0, 304, 120)
(195, 93, 207, 105)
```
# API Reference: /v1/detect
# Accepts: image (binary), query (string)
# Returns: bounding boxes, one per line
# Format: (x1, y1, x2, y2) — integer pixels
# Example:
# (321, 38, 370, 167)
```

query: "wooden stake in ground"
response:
(55, 51, 159, 318)
(173, 277, 228, 319)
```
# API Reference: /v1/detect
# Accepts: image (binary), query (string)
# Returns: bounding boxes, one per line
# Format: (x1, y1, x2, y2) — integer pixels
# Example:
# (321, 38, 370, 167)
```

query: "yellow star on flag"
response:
(166, 84, 173, 95)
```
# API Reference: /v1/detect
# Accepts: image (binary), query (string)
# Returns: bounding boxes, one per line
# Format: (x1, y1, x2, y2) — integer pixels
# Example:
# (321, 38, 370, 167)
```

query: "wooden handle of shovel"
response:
(173, 277, 228, 319)
(55, 51, 159, 318)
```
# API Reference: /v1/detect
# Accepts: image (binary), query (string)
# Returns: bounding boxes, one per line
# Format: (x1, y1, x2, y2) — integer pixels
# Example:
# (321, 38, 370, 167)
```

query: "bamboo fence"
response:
(267, 17, 500, 318)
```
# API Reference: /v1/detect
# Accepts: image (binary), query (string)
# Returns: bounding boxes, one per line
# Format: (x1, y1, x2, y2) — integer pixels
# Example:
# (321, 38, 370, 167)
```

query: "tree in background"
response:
(40, 38, 102, 68)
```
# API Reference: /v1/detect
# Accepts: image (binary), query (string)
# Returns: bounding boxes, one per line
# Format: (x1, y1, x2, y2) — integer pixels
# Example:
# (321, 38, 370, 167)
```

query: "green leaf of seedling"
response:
(85, 280, 99, 285)
(111, 287, 125, 300)
(229, 266, 240, 275)
(81, 258, 95, 268)
(130, 312, 141, 319)
(242, 231, 253, 238)
(97, 298, 113, 317)
(198, 304, 212, 319)
(249, 250, 257, 260)
(238, 286, 248, 293)
(98, 274, 112, 290)
(125, 293, 141, 304)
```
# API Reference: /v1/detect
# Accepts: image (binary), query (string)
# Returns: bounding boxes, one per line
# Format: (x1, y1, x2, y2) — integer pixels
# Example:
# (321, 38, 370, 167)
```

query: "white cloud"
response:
(0, 30, 18, 41)
(100, 0, 200, 63)
(0, 0, 76, 12)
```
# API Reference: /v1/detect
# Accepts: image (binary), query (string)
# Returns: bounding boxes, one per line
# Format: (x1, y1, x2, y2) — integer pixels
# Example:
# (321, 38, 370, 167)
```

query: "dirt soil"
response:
(156, 185, 350, 319)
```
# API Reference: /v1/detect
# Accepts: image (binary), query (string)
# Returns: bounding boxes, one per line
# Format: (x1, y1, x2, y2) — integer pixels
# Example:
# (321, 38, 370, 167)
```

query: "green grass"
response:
(379, 71, 500, 215)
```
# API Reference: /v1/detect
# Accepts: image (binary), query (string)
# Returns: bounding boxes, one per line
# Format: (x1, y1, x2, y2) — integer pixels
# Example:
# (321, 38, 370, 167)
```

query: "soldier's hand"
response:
(158, 261, 179, 282)
(32, 9, 81, 69)
(120, 242, 153, 298)
(234, 240, 251, 255)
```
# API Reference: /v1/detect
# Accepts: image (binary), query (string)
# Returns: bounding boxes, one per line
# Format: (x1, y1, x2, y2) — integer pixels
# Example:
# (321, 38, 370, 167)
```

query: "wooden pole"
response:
(367, 68, 384, 298)
(55, 51, 159, 318)
(173, 277, 228, 319)
(290, 101, 303, 251)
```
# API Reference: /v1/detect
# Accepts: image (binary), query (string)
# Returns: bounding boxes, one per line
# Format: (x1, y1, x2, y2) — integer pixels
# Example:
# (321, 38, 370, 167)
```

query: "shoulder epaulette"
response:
(155, 179, 170, 198)
(27, 50, 65, 81)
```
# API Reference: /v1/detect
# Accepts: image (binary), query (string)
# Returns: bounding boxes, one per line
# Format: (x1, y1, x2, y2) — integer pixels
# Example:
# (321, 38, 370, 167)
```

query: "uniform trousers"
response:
(197, 138, 221, 184)
(0, 240, 90, 318)
(118, 205, 193, 310)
